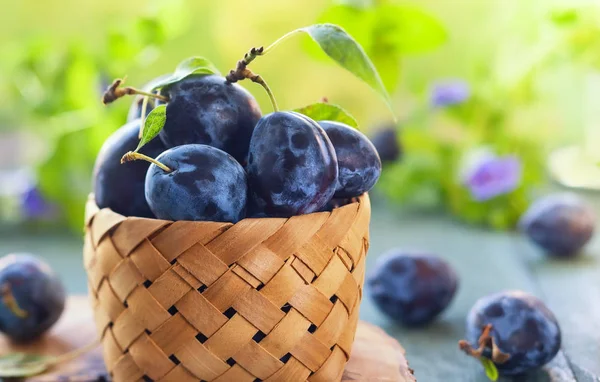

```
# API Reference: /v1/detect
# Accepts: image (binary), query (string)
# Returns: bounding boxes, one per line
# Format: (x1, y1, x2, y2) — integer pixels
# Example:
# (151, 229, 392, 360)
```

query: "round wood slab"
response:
(0, 297, 414, 381)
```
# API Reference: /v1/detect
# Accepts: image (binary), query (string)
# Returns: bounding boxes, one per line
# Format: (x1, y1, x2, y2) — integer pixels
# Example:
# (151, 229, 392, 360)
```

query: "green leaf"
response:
(294, 103, 358, 128)
(0, 353, 51, 378)
(314, 6, 445, 92)
(300, 24, 394, 118)
(137, 105, 167, 151)
(480, 358, 499, 381)
(150, 56, 221, 90)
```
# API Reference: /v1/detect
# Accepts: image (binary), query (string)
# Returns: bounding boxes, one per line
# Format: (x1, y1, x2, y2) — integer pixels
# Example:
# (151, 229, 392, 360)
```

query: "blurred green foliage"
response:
(1, 0, 190, 230)
(377, 2, 600, 230)
(1, 0, 599, 232)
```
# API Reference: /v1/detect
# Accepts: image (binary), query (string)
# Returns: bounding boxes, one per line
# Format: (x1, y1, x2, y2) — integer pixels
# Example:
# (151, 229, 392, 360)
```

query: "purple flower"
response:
(20, 186, 57, 220)
(461, 151, 522, 201)
(430, 80, 470, 107)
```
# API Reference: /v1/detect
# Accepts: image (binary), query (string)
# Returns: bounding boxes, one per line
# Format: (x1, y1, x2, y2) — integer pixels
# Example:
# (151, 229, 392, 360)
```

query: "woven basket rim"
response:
(87, 193, 369, 226)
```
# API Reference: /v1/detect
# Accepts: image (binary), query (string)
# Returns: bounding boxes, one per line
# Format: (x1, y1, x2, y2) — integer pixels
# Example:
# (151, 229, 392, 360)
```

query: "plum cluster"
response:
(95, 74, 382, 222)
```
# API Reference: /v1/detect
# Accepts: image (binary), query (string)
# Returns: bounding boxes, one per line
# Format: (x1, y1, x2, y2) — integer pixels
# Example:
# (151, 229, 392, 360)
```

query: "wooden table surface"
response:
(1, 189, 599, 382)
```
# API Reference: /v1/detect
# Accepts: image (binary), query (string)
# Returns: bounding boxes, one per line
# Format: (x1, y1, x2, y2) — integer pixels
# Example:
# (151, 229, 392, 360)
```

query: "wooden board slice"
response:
(0, 297, 414, 382)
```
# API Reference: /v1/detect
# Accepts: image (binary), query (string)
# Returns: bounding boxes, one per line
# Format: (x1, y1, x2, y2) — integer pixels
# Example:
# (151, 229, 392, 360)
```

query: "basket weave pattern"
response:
(84, 194, 371, 382)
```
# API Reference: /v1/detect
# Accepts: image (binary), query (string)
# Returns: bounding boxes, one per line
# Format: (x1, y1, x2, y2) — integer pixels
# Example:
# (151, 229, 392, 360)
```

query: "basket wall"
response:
(83, 194, 371, 382)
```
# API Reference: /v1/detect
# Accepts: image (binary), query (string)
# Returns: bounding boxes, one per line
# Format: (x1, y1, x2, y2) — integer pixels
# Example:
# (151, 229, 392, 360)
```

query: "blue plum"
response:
(321, 197, 358, 212)
(463, 291, 561, 376)
(370, 125, 402, 164)
(246, 111, 338, 217)
(519, 193, 595, 256)
(367, 250, 458, 326)
(319, 121, 382, 198)
(145, 144, 247, 222)
(0, 254, 65, 342)
(94, 119, 166, 217)
(159, 74, 262, 162)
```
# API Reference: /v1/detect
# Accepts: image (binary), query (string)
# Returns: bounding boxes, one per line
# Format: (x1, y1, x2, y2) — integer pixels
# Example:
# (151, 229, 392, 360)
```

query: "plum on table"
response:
(159, 74, 262, 162)
(246, 111, 338, 217)
(519, 193, 595, 256)
(93, 119, 166, 218)
(367, 250, 458, 326)
(459, 291, 561, 376)
(319, 120, 381, 198)
(370, 125, 402, 164)
(137, 144, 247, 223)
(0, 254, 65, 343)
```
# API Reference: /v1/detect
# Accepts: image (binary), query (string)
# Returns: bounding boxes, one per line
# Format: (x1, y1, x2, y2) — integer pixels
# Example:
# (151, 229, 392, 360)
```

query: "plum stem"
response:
(1, 284, 28, 318)
(226, 46, 279, 111)
(121, 151, 172, 173)
(251, 75, 279, 112)
(138, 96, 150, 139)
(102, 78, 169, 105)
(458, 324, 511, 364)
(261, 29, 305, 56)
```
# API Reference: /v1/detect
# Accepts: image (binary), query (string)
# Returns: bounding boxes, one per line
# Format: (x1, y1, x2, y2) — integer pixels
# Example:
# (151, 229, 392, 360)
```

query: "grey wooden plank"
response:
(514, 192, 600, 380)
(0, 231, 86, 294)
(361, 196, 577, 381)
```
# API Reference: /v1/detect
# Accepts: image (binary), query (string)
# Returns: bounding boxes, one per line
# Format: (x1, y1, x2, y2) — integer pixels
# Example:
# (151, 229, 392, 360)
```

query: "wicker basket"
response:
(83, 193, 371, 382)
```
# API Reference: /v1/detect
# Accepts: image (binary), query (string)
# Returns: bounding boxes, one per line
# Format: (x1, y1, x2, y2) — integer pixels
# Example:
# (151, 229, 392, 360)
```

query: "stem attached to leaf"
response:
(250, 75, 279, 112)
(102, 79, 169, 105)
(1, 284, 28, 318)
(121, 151, 172, 173)
(261, 29, 305, 56)
(225, 47, 279, 112)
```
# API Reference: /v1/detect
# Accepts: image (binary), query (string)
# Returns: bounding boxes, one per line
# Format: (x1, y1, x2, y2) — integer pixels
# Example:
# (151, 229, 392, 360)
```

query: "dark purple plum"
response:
(94, 119, 166, 217)
(367, 250, 458, 326)
(463, 291, 561, 375)
(159, 74, 262, 162)
(370, 125, 402, 163)
(145, 144, 247, 222)
(246, 111, 338, 217)
(320, 197, 358, 212)
(126, 74, 171, 122)
(319, 121, 381, 198)
(519, 193, 595, 256)
(0, 254, 65, 342)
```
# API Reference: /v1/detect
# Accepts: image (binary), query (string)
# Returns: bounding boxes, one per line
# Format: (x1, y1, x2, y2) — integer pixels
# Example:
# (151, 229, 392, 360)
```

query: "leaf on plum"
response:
(480, 357, 499, 381)
(294, 103, 358, 128)
(150, 56, 221, 90)
(136, 105, 166, 151)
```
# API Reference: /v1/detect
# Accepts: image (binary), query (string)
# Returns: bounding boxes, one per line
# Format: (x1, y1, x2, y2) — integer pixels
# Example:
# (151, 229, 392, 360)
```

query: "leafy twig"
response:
(225, 47, 279, 112)
(102, 78, 169, 105)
